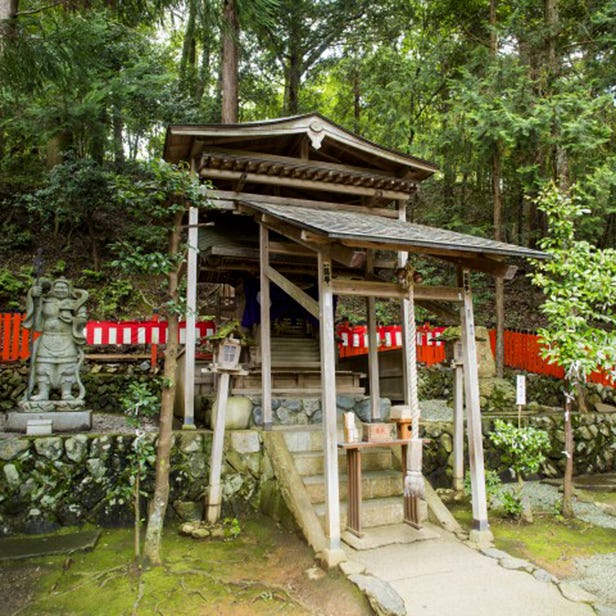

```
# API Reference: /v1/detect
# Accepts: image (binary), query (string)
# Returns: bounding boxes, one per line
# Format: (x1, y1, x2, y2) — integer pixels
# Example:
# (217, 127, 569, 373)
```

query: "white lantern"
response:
(216, 336, 242, 371)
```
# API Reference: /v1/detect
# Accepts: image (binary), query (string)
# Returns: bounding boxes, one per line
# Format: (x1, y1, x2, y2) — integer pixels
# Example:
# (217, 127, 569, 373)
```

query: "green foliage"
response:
(489, 419, 550, 478)
(0, 267, 31, 308)
(464, 469, 503, 509)
(531, 184, 616, 391)
(500, 490, 523, 518)
(120, 380, 161, 427)
(104, 431, 156, 514)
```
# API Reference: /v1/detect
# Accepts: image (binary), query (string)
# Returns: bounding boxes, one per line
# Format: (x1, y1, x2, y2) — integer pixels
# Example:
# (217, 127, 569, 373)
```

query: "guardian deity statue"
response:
(23, 277, 88, 404)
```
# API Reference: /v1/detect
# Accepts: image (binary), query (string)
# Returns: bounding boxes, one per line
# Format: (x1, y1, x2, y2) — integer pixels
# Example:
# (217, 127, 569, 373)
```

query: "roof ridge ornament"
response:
(308, 120, 325, 149)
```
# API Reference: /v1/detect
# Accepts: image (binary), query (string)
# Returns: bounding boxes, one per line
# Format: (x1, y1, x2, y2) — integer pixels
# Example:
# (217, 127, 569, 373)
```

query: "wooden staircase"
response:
(281, 426, 409, 533)
(232, 319, 365, 396)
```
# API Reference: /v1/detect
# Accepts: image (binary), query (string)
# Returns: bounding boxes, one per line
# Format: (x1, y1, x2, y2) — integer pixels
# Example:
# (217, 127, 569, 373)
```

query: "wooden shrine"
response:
(163, 113, 545, 561)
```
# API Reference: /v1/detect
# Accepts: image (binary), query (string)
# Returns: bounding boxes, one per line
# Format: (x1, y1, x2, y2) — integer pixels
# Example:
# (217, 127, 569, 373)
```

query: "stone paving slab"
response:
(342, 523, 439, 551)
(343, 526, 594, 616)
(0, 530, 101, 561)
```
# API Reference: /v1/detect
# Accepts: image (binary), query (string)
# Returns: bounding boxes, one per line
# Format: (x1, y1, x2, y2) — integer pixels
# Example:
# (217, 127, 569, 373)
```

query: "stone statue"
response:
(22, 277, 88, 405)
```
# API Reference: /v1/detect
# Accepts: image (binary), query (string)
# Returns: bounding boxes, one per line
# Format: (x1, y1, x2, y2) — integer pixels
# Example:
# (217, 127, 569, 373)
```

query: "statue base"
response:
(18, 399, 86, 413)
(6, 410, 92, 433)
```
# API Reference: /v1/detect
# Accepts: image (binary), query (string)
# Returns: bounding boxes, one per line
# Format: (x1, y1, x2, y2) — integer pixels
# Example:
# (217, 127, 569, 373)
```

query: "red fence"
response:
(1, 312, 614, 387)
(336, 323, 447, 365)
(0, 313, 215, 362)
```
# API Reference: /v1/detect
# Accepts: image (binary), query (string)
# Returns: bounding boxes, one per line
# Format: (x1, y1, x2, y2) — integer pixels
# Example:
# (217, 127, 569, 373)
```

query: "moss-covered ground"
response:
(449, 499, 616, 578)
(0, 516, 371, 616)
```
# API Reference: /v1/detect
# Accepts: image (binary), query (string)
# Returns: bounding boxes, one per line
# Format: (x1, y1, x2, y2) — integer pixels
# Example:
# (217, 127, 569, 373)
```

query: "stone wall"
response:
(0, 361, 159, 414)
(0, 430, 272, 536)
(422, 411, 616, 487)
(245, 395, 392, 426)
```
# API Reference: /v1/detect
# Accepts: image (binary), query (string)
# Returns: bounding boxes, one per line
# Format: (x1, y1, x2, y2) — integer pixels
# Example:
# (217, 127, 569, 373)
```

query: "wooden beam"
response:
(199, 168, 413, 200)
(259, 224, 272, 430)
(366, 250, 381, 421)
(439, 255, 518, 279)
(398, 201, 410, 410)
(318, 246, 342, 553)
(253, 213, 365, 269)
(340, 238, 482, 259)
(453, 363, 465, 492)
(206, 371, 230, 523)
(183, 206, 199, 428)
(330, 279, 464, 302)
(460, 268, 489, 531)
(264, 264, 320, 319)
(204, 190, 399, 217)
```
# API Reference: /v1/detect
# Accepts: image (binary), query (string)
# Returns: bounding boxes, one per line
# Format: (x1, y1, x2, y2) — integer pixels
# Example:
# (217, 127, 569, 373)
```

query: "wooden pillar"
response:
(366, 250, 381, 420)
(452, 361, 465, 491)
(460, 268, 489, 530)
(259, 223, 272, 429)
(397, 200, 410, 404)
(318, 247, 342, 552)
(183, 205, 199, 429)
(206, 371, 230, 523)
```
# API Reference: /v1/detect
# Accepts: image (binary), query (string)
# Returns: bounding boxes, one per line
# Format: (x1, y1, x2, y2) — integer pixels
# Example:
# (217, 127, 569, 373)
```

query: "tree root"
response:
(131, 576, 145, 616)
(173, 569, 311, 611)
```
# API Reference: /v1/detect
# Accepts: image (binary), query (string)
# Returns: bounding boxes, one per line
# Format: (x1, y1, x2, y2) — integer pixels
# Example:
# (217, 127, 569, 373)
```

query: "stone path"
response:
(341, 524, 595, 616)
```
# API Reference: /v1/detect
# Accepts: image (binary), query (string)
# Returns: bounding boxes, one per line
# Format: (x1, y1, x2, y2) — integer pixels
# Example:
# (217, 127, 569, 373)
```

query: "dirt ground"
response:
(0, 517, 372, 616)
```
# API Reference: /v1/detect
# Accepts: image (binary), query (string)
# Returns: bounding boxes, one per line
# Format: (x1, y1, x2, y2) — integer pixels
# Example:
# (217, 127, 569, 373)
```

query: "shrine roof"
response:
(240, 201, 546, 261)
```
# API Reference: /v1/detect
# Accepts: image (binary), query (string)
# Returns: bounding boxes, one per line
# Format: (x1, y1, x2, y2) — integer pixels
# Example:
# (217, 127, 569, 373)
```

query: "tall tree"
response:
(112, 161, 211, 564)
(531, 183, 616, 517)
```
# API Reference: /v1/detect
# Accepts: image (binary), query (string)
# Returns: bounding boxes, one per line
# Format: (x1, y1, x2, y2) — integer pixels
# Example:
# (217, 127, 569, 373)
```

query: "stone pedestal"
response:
(6, 410, 92, 432)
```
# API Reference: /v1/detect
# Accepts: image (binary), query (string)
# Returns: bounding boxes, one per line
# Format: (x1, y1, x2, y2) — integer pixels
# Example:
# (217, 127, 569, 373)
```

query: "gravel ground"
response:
(0, 411, 158, 437)
(499, 481, 616, 610)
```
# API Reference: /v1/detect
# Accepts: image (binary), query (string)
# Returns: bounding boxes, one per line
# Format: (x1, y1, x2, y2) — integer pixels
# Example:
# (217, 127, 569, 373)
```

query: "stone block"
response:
(65, 435, 89, 463)
(230, 430, 260, 454)
(26, 419, 53, 435)
(179, 432, 203, 454)
(0, 439, 30, 461)
(5, 411, 92, 433)
(34, 437, 64, 460)
(3, 463, 20, 488)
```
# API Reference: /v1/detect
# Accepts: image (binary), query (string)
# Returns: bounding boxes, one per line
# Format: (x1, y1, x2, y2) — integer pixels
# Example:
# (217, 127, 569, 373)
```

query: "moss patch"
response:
(449, 503, 616, 578)
(6, 517, 371, 616)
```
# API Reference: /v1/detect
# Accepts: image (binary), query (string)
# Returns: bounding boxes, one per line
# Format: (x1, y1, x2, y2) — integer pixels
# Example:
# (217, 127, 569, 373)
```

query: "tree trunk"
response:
(562, 392, 574, 518)
(112, 106, 125, 166)
(284, 35, 302, 115)
(221, 0, 239, 123)
(492, 144, 505, 377)
(0, 0, 18, 47)
(143, 209, 184, 565)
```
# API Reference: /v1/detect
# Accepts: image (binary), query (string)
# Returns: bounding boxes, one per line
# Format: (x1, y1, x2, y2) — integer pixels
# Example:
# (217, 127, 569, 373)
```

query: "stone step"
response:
(281, 426, 327, 452)
(292, 448, 398, 476)
(303, 469, 403, 504)
(313, 496, 405, 530)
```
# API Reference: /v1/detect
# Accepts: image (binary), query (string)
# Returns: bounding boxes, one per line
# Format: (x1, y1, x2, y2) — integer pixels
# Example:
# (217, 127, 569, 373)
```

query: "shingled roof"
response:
(240, 201, 546, 261)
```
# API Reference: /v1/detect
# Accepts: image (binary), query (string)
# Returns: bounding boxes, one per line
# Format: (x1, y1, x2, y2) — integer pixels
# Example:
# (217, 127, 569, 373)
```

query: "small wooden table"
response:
(338, 439, 413, 537)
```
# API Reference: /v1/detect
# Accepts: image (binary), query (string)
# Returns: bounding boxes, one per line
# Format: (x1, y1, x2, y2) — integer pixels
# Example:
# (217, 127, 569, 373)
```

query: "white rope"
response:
(404, 279, 424, 499)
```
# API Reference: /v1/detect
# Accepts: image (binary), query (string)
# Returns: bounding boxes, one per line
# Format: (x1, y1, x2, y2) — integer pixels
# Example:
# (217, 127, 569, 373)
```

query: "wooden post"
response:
(397, 200, 411, 404)
(366, 250, 381, 421)
(206, 371, 230, 523)
(453, 361, 465, 492)
(318, 247, 342, 554)
(183, 206, 199, 429)
(259, 223, 272, 429)
(460, 269, 489, 531)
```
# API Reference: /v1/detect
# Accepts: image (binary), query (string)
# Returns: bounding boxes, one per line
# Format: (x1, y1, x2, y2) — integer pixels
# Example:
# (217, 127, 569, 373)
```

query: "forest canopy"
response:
(1, 0, 616, 322)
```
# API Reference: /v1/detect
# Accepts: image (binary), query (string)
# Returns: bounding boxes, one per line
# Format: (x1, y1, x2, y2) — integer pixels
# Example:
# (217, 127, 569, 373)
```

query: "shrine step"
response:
(292, 448, 397, 476)
(303, 469, 403, 505)
(313, 496, 406, 531)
